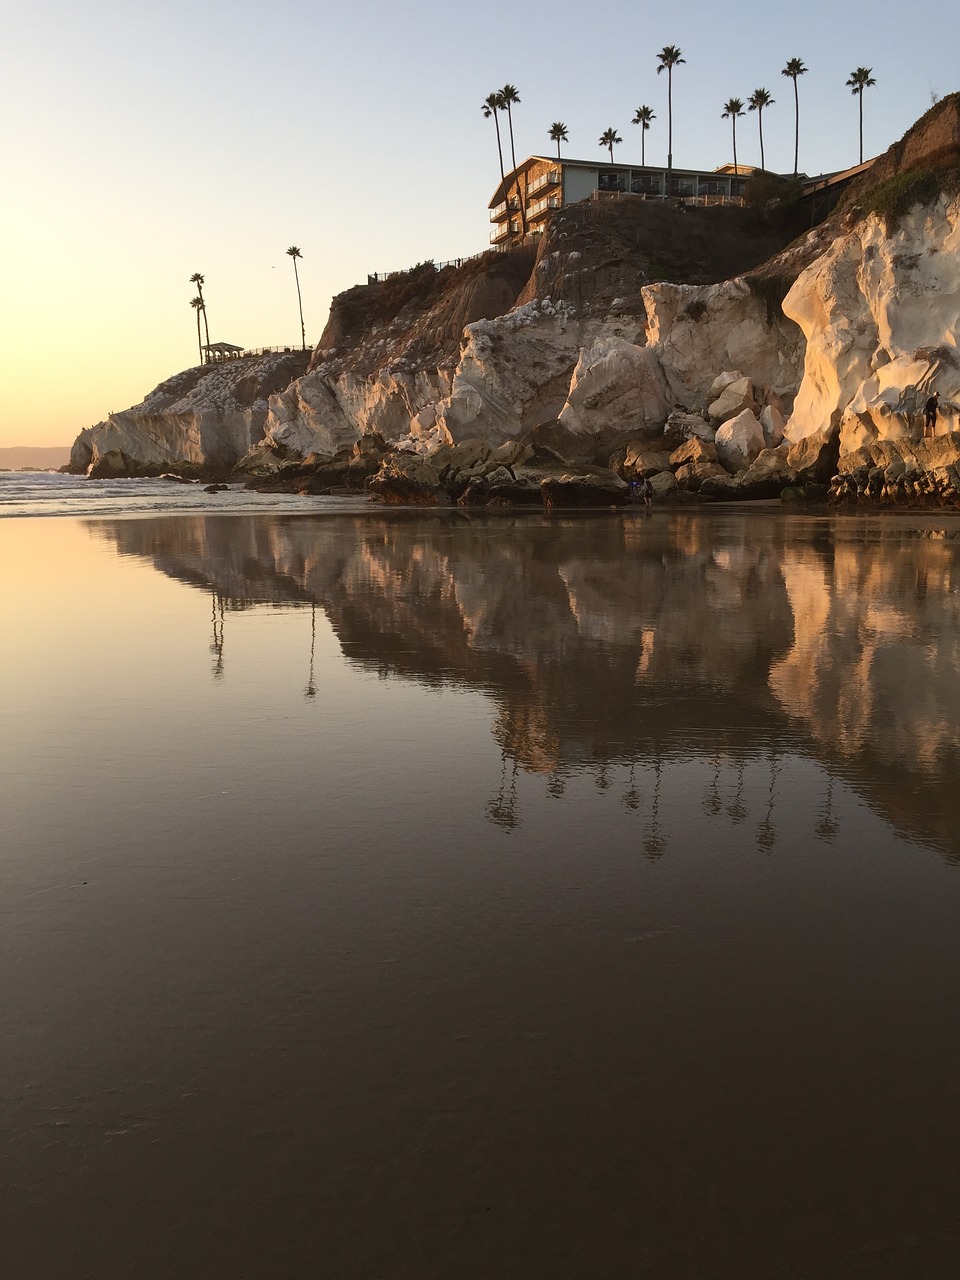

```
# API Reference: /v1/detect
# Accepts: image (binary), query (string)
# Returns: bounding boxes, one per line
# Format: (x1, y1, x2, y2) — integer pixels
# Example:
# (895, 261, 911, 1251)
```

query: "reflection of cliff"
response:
(98, 511, 960, 856)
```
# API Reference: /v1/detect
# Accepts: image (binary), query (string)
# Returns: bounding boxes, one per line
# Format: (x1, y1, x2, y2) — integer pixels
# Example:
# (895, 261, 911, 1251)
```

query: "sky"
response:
(2, 0, 956, 447)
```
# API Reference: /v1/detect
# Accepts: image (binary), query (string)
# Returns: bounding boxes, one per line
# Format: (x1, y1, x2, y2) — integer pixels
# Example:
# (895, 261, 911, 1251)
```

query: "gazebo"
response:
(202, 342, 244, 363)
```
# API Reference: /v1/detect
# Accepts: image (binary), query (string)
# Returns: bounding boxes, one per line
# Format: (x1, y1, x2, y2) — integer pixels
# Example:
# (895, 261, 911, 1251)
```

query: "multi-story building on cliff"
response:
(489, 156, 753, 246)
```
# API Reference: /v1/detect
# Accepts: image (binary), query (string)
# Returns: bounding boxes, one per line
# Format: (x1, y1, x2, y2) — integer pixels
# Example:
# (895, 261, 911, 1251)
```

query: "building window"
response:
(598, 170, 626, 193)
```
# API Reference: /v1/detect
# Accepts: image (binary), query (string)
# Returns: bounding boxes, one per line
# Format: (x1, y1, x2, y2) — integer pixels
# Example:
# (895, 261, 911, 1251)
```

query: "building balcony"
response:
(489, 197, 521, 222)
(528, 196, 561, 220)
(489, 223, 513, 244)
(527, 169, 561, 198)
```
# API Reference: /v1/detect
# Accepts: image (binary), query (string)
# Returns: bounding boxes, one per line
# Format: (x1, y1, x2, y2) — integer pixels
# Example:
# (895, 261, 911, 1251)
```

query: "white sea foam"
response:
(0, 471, 371, 519)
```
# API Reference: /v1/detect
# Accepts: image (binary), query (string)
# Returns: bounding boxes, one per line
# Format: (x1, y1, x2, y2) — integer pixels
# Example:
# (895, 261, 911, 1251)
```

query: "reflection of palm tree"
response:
(488, 750, 520, 830)
(816, 776, 839, 842)
(623, 759, 642, 811)
(304, 602, 317, 699)
(727, 758, 747, 823)
(644, 754, 666, 859)
(595, 760, 611, 792)
(210, 591, 225, 679)
(547, 772, 566, 798)
(755, 752, 780, 852)
(702, 748, 722, 815)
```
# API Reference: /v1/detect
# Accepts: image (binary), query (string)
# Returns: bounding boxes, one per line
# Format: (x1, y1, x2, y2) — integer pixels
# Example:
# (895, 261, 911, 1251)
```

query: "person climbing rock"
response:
(923, 390, 940, 437)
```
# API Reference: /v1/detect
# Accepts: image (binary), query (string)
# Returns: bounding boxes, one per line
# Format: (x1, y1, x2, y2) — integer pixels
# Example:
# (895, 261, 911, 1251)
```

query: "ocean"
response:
(4, 478, 960, 1277)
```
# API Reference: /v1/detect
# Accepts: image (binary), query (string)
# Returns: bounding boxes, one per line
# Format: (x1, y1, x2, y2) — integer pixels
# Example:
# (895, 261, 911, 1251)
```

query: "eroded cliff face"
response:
(783, 194, 960, 449)
(247, 200, 798, 465)
(69, 353, 309, 477)
(69, 96, 960, 484)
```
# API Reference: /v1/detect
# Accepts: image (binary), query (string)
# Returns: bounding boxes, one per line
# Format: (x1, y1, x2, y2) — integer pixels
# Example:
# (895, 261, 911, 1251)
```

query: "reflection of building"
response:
(489, 156, 755, 246)
(99, 512, 960, 859)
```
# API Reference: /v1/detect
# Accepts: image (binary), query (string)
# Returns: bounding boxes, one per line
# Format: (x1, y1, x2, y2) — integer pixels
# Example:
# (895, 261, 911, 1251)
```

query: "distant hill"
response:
(0, 446, 71, 471)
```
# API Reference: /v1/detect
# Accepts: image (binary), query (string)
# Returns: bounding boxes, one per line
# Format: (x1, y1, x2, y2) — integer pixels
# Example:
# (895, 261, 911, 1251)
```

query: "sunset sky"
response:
(3, 0, 955, 448)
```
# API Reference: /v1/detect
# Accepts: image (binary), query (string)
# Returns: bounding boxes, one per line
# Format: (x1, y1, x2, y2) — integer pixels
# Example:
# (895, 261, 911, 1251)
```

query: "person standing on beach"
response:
(923, 391, 939, 437)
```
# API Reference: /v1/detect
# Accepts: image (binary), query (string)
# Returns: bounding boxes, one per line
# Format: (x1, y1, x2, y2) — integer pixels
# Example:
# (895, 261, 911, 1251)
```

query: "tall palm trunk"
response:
(196, 282, 210, 349)
(505, 102, 517, 171)
(758, 111, 765, 169)
(858, 92, 864, 164)
(195, 307, 203, 365)
(732, 117, 738, 175)
(792, 78, 800, 175)
(667, 70, 673, 189)
(292, 258, 305, 349)
(494, 112, 504, 179)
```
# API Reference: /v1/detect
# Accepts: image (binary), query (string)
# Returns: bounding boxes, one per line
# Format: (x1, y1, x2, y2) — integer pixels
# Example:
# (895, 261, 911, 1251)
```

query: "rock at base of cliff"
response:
(541, 471, 630, 508)
(714, 409, 766, 473)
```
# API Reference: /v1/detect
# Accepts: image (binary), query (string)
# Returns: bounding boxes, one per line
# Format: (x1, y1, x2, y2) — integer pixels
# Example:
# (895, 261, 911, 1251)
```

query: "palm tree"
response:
(656, 45, 685, 188)
(599, 127, 622, 164)
(189, 272, 210, 349)
(722, 98, 745, 175)
(781, 57, 807, 175)
(748, 88, 775, 170)
(500, 84, 521, 171)
(286, 246, 306, 350)
(482, 91, 505, 179)
(847, 67, 877, 164)
(548, 121, 568, 160)
(190, 296, 204, 365)
(632, 105, 655, 166)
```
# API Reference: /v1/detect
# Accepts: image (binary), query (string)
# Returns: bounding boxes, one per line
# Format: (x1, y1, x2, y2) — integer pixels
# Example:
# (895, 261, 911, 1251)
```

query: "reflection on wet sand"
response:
(95, 509, 960, 857)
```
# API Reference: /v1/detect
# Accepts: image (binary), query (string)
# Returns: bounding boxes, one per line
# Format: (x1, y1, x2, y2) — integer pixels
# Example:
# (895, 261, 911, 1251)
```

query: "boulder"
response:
(675, 461, 728, 491)
(735, 444, 798, 496)
(367, 459, 450, 505)
(670, 437, 718, 467)
(622, 445, 674, 478)
(708, 370, 745, 398)
(490, 440, 533, 468)
(708, 376, 759, 423)
(699, 473, 743, 499)
(760, 404, 786, 448)
(714, 409, 766, 473)
(648, 470, 679, 500)
(557, 336, 671, 440)
(665, 410, 715, 444)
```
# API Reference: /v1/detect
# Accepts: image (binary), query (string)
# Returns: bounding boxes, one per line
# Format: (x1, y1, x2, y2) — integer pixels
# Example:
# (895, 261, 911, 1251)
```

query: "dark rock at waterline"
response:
(88, 449, 133, 479)
(541, 472, 631, 509)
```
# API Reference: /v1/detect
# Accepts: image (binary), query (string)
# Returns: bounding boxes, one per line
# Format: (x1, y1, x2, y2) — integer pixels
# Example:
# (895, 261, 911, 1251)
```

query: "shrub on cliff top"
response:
(861, 167, 947, 229)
